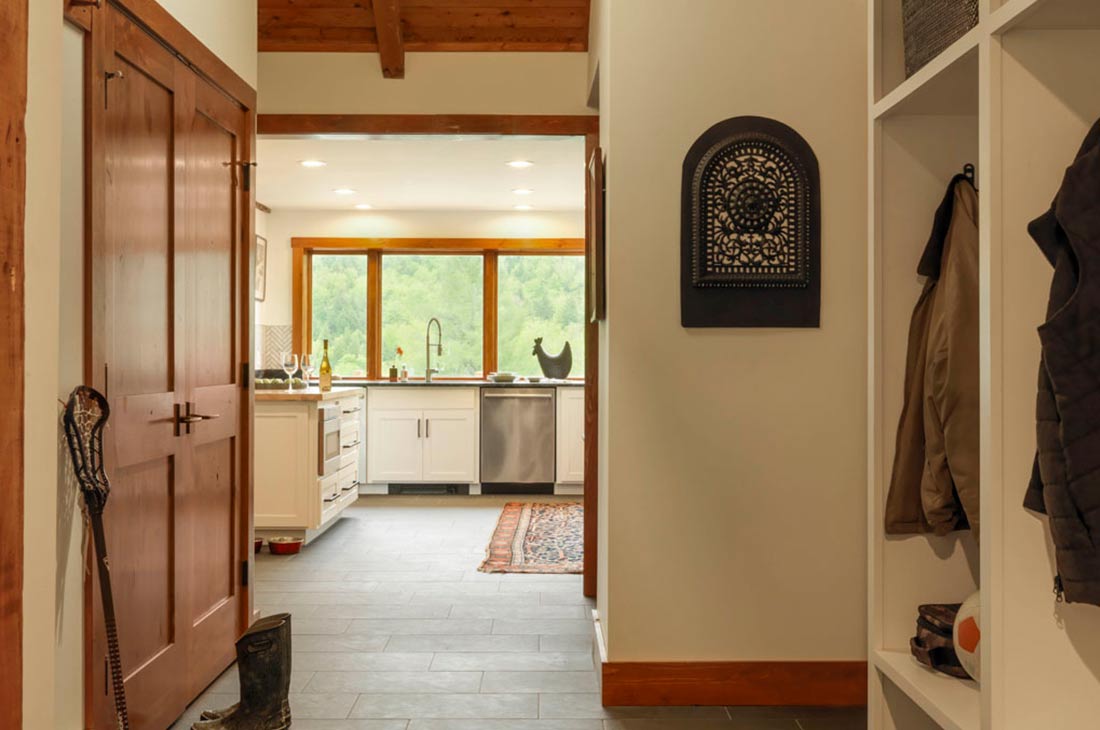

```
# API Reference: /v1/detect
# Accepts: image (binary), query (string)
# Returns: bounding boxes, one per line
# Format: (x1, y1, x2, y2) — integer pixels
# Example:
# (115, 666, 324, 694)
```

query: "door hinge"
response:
(241, 559, 249, 587)
(240, 162, 257, 192)
(241, 361, 250, 389)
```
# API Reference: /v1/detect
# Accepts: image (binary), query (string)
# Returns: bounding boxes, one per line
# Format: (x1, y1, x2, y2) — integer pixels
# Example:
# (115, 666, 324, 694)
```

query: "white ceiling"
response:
(256, 135, 586, 212)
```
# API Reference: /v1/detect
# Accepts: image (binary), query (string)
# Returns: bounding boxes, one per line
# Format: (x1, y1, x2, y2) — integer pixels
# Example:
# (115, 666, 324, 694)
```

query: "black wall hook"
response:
(962, 163, 977, 190)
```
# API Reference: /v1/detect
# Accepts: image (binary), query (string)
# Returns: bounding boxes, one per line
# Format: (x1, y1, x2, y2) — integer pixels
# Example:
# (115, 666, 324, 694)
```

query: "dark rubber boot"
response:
(192, 613, 292, 730)
(199, 614, 291, 722)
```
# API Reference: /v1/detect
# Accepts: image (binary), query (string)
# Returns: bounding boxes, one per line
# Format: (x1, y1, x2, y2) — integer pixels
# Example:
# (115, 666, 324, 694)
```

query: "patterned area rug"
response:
(480, 502, 583, 574)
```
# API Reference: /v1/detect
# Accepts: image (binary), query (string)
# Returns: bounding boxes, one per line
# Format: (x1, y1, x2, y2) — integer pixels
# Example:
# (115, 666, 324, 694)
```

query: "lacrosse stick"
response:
(64, 386, 130, 730)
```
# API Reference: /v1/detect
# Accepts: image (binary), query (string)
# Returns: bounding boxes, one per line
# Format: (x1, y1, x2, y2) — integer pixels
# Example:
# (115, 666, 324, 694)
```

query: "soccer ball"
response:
(954, 591, 981, 682)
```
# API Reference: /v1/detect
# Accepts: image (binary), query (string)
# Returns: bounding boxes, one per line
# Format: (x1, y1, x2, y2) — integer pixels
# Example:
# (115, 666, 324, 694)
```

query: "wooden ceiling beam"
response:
(370, 0, 405, 78)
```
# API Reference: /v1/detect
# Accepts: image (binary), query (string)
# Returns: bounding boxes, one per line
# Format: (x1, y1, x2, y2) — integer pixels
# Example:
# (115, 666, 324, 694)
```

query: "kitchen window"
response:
(497, 255, 585, 376)
(292, 238, 585, 380)
(310, 254, 368, 377)
(382, 254, 484, 378)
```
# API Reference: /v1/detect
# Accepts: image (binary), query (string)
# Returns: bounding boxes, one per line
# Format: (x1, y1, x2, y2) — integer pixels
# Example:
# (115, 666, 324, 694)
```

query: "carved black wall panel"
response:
(681, 116, 820, 328)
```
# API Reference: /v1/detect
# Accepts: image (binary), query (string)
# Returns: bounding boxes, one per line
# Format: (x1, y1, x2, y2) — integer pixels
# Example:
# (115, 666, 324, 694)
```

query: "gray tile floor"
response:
(171, 496, 865, 730)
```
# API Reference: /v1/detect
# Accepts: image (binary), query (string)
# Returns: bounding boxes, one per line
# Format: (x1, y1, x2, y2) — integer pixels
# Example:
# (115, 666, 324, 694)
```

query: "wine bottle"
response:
(319, 339, 333, 392)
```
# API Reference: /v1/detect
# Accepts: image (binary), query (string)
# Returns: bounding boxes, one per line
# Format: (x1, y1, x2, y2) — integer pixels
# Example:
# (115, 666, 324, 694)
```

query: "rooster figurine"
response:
(533, 337, 573, 380)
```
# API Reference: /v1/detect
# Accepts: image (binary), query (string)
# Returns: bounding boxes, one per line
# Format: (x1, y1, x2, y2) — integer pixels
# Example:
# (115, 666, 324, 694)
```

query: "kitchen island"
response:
(254, 386, 366, 543)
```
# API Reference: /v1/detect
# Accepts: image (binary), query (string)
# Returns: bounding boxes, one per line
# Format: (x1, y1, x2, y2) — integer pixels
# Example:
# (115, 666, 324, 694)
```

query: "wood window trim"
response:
(292, 238, 584, 379)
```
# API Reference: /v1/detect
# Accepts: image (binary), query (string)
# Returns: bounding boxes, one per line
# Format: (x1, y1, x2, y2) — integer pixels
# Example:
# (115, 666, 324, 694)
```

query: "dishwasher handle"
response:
(482, 392, 554, 399)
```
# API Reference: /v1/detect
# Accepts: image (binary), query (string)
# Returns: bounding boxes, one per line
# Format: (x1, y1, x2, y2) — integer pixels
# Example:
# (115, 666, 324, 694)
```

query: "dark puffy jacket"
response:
(1023, 119, 1100, 605)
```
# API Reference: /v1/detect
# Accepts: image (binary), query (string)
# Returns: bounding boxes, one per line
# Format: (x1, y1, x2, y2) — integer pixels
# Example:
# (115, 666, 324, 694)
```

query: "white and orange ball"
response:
(954, 591, 981, 682)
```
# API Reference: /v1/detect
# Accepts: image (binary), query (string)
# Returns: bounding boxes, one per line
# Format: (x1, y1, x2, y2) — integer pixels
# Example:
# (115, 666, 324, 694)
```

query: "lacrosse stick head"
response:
(63, 386, 112, 514)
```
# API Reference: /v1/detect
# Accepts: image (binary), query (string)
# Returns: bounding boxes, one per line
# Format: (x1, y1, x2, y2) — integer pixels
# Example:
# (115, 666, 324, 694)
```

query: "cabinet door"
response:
(368, 409, 423, 482)
(557, 389, 586, 484)
(422, 409, 478, 483)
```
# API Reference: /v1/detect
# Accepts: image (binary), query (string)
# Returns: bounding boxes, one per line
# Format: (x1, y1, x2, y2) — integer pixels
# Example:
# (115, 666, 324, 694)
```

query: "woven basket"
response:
(902, 0, 979, 77)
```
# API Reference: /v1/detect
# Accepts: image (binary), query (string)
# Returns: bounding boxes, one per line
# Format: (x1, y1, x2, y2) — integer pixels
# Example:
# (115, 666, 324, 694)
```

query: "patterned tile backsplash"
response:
(260, 324, 293, 369)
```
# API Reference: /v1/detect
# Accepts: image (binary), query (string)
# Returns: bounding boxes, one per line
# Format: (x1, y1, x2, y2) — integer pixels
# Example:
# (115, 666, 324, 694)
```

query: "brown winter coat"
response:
(885, 177, 980, 538)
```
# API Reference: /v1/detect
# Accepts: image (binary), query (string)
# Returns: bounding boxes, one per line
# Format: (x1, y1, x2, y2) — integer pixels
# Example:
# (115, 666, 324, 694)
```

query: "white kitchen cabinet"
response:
(422, 409, 478, 482)
(366, 387, 479, 484)
(254, 387, 365, 542)
(368, 408, 422, 482)
(556, 387, 586, 485)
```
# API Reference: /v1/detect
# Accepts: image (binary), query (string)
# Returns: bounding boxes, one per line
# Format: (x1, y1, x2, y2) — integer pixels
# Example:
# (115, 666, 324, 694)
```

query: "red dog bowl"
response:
(268, 537, 303, 555)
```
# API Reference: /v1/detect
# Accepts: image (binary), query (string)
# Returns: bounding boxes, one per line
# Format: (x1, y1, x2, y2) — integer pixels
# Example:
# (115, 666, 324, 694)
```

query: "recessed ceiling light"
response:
(300, 159, 327, 168)
(512, 188, 535, 196)
(514, 204, 534, 211)
(507, 160, 534, 169)
(354, 203, 373, 210)
(333, 188, 356, 195)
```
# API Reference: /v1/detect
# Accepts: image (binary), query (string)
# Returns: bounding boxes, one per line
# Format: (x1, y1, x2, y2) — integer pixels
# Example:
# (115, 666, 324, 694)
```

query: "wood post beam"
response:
(371, 0, 405, 79)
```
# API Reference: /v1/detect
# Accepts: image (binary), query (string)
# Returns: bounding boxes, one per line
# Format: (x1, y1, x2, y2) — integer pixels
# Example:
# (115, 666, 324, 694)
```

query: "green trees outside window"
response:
(310, 255, 368, 377)
(498, 255, 585, 377)
(382, 255, 483, 377)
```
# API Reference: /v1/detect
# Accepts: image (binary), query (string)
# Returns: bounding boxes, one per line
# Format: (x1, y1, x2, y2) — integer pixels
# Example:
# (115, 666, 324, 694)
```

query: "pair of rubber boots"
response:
(192, 613, 292, 730)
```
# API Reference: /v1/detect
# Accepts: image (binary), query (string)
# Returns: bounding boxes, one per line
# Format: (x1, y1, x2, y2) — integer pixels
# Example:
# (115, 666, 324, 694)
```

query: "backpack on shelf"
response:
(910, 603, 969, 679)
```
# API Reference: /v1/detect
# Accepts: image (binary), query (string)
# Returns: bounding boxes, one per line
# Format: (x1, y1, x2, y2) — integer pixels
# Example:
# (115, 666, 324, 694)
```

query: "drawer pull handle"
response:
(342, 441, 361, 449)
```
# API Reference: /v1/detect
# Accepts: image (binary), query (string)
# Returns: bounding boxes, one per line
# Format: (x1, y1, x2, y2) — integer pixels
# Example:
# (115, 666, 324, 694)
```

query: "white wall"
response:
(258, 52, 592, 115)
(256, 208, 585, 327)
(158, 0, 257, 87)
(597, 0, 868, 661)
(24, 0, 63, 724)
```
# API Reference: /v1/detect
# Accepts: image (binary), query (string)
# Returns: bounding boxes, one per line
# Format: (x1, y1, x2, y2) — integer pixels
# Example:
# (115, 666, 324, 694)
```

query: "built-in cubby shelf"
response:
(869, 1, 1100, 728)
(872, 650, 979, 730)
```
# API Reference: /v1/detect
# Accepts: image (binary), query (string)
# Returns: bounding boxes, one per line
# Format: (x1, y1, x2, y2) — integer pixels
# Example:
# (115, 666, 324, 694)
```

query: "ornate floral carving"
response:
(691, 132, 812, 288)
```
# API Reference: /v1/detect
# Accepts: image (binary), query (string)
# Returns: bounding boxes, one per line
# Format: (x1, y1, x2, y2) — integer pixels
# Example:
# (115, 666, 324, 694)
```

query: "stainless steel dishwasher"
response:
(480, 387, 556, 486)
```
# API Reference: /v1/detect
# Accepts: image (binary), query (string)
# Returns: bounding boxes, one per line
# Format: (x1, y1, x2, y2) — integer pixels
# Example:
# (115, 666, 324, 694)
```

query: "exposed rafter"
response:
(370, 0, 405, 78)
(257, 1, 590, 55)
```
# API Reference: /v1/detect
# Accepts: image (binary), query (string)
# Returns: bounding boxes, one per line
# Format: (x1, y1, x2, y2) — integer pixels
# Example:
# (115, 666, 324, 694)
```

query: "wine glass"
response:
(301, 353, 315, 387)
(281, 352, 299, 392)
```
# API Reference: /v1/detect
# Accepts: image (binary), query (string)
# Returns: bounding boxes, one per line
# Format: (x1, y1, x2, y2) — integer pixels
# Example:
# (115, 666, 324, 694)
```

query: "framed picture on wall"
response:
(255, 235, 268, 302)
(587, 146, 606, 322)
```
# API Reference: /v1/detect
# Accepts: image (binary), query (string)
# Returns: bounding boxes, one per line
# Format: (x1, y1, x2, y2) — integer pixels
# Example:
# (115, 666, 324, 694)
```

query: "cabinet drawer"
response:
(319, 473, 339, 503)
(339, 448, 358, 471)
(338, 463, 358, 494)
(340, 420, 360, 449)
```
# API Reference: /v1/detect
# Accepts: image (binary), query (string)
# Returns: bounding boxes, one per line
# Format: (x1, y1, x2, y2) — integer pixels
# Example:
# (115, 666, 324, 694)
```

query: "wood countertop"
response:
(254, 386, 365, 402)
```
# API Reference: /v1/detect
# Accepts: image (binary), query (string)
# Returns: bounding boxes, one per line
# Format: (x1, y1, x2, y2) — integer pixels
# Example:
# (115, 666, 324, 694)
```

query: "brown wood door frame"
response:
(0, 2, 28, 727)
(260, 113, 600, 598)
(73, 0, 257, 726)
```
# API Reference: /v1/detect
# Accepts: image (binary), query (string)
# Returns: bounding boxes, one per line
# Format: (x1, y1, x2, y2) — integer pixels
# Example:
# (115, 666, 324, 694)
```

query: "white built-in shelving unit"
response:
(868, 1, 1100, 728)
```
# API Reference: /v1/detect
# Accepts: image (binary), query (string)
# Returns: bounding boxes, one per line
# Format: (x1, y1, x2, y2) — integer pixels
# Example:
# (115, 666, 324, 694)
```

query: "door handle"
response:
(425, 419, 430, 438)
(417, 418, 421, 439)
(175, 402, 221, 435)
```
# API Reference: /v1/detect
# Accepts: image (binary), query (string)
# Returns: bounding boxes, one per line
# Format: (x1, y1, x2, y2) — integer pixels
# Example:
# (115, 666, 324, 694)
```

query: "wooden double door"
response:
(88, 5, 252, 728)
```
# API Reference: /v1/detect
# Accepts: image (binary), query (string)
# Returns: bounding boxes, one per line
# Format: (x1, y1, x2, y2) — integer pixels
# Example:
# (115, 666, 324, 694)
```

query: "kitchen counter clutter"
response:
(254, 383, 586, 540)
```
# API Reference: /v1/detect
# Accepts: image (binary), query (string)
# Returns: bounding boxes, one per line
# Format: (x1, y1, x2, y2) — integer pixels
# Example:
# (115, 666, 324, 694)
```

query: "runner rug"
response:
(479, 502, 583, 574)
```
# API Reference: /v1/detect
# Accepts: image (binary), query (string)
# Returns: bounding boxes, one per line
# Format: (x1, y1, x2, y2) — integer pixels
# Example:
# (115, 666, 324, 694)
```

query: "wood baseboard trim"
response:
(601, 660, 868, 707)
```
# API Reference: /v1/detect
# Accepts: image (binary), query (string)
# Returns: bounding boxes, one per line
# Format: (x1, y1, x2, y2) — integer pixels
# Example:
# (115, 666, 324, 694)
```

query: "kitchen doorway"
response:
(253, 114, 600, 598)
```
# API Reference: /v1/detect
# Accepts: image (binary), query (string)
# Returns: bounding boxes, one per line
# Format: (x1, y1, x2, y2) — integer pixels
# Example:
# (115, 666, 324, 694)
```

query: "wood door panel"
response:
(189, 438, 236, 618)
(106, 54, 174, 399)
(188, 109, 236, 389)
(109, 392, 177, 469)
(103, 457, 177, 678)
